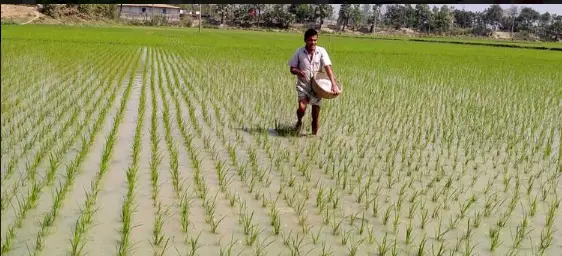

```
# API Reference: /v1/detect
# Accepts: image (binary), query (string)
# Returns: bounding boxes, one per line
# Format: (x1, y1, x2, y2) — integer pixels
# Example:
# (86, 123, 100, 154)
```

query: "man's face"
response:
(305, 35, 317, 51)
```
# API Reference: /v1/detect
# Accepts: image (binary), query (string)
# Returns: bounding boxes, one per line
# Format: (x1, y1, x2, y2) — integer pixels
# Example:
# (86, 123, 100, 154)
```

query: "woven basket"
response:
(312, 72, 342, 99)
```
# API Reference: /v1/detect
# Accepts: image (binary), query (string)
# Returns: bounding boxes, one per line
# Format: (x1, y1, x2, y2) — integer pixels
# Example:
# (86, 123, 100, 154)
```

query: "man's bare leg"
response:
(311, 105, 320, 135)
(295, 99, 307, 132)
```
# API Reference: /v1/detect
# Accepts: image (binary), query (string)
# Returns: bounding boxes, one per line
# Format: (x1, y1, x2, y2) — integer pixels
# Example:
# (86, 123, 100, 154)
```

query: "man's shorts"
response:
(296, 85, 322, 106)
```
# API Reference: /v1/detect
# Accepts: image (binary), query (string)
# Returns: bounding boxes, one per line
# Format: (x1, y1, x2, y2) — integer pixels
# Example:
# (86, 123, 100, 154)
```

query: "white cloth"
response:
(288, 46, 332, 106)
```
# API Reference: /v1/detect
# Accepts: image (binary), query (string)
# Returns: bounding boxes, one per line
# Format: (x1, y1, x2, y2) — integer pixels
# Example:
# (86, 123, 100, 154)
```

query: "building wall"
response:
(119, 6, 180, 21)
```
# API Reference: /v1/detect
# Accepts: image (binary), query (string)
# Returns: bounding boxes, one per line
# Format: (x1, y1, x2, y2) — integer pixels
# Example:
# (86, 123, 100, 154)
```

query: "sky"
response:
(331, 4, 562, 16)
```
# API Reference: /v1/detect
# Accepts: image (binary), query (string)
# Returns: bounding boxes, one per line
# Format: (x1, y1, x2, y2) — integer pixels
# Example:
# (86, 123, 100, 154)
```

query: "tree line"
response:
(189, 4, 561, 42)
(37, 4, 562, 42)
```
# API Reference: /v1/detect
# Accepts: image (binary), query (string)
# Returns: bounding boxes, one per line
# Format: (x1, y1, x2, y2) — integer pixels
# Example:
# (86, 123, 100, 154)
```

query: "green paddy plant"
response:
(488, 226, 502, 252)
(70, 55, 139, 255)
(375, 232, 390, 256)
(2, 48, 134, 255)
(1, 55, 118, 217)
(1, 49, 108, 186)
(180, 193, 192, 233)
(254, 236, 275, 256)
(219, 234, 240, 256)
(186, 231, 203, 256)
(245, 224, 262, 246)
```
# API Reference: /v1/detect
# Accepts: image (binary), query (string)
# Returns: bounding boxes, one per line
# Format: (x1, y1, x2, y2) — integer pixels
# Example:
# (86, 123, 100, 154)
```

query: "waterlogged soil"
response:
(1, 40, 561, 256)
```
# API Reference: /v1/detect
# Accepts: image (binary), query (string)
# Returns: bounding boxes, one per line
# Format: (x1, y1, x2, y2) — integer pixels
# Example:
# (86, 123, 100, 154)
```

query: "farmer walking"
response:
(288, 28, 340, 136)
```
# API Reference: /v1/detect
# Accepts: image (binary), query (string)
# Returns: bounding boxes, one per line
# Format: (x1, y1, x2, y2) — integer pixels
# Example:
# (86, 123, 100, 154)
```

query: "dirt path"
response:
(21, 11, 40, 25)
(1, 4, 42, 25)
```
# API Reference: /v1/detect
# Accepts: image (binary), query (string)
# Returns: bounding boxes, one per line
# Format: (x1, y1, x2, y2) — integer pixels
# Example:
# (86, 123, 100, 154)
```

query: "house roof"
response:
(119, 4, 181, 9)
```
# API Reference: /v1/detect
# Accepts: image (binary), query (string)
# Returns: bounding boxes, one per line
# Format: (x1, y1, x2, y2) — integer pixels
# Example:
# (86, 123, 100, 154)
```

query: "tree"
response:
(314, 4, 333, 29)
(453, 9, 475, 29)
(538, 12, 552, 39)
(288, 4, 297, 16)
(361, 4, 371, 25)
(262, 4, 294, 29)
(338, 3, 351, 31)
(215, 4, 234, 25)
(430, 6, 439, 33)
(368, 4, 383, 33)
(517, 7, 540, 33)
(506, 5, 519, 40)
(254, 4, 266, 27)
(350, 4, 362, 29)
(404, 4, 416, 28)
(434, 5, 453, 33)
(485, 4, 503, 31)
(294, 4, 309, 23)
(549, 14, 562, 41)
(384, 4, 406, 29)
(415, 4, 432, 33)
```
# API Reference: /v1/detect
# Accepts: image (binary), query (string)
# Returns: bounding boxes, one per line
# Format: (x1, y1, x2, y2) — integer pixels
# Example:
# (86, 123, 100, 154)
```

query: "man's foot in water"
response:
(294, 120, 302, 133)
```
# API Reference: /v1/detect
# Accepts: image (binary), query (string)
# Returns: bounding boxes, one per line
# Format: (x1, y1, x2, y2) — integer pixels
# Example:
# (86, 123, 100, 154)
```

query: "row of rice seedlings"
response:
(154, 48, 183, 200)
(1, 55, 89, 139)
(0, 77, 94, 215)
(321, 72, 558, 254)
(0, 46, 82, 136)
(0, 39, 83, 109)
(0, 47, 122, 217)
(162, 51, 273, 255)
(1, 51, 107, 155)
(30, 51, 135, 256)
(147, 48, 172, 256)
(0, 47, 117, 186)
(223, 62, 464, 255)
(204, 68, 338, 234)
(170, 52, 323, 254)
(166, 62, 223, 255)
(276, 71, 428, 250)
(0, 60, 48, 119)
(0, 49, 118, 198)
(166, 50, 274, 252)
(117, 47, 148, 256)
(171, 97, 206, 256)
(152, 48, 200, 256)
(1, 73, 72, 158)
(0, 50, 104, 165)
(166, 81, 205, 256)
(349, 118, 480, 250)
(2, 48, 132, 252)
(1, 74, 84, 172)
(67, 50, 141, 256)
(194, 38, 557, 255)
(165, 65, 196, 242)
(227, 97, 328, 254)
(165, 51, 275, 255)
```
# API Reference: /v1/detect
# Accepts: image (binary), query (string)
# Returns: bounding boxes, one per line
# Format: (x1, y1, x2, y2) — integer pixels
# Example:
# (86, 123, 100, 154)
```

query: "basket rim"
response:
(312, 72, 342, 99)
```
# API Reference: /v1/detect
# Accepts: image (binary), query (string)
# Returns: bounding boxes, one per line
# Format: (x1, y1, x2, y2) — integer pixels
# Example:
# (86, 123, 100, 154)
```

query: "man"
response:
(288, 28, 340, 136)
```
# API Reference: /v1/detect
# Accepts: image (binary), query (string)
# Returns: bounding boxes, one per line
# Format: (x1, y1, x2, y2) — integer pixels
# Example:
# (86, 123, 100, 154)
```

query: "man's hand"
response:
(291, 67, 306, 78)
(331, 79, 341, 94)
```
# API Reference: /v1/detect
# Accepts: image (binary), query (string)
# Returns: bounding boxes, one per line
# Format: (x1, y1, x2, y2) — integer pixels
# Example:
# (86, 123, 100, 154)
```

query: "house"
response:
(118, 4, 182, 22)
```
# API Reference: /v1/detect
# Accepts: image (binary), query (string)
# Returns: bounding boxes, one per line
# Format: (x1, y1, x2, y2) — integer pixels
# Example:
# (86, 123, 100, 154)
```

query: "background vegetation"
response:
(34, 4, 562, 42)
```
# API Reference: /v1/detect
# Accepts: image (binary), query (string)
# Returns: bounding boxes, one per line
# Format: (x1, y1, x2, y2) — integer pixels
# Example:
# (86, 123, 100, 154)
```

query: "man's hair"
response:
(304, 28, 318, 41)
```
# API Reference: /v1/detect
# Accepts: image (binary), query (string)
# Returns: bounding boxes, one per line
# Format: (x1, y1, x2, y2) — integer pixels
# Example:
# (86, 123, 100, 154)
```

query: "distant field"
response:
(358, 34, 562, 50)
(1, 25, 561, 256)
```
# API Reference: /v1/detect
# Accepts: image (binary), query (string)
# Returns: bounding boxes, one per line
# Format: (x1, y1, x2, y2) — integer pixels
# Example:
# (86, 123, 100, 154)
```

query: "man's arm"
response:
(320, 49, 340, 94)
(289, 50, 306, 78)
(324, 65, 336, 82)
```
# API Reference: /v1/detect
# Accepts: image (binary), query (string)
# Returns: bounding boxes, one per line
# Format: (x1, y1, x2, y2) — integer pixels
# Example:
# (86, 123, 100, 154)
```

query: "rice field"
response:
(1, 24, 561, 256)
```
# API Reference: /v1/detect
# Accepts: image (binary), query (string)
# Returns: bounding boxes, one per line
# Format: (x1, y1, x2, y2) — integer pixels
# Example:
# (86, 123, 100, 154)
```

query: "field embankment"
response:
(1, 25, 561, 256)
